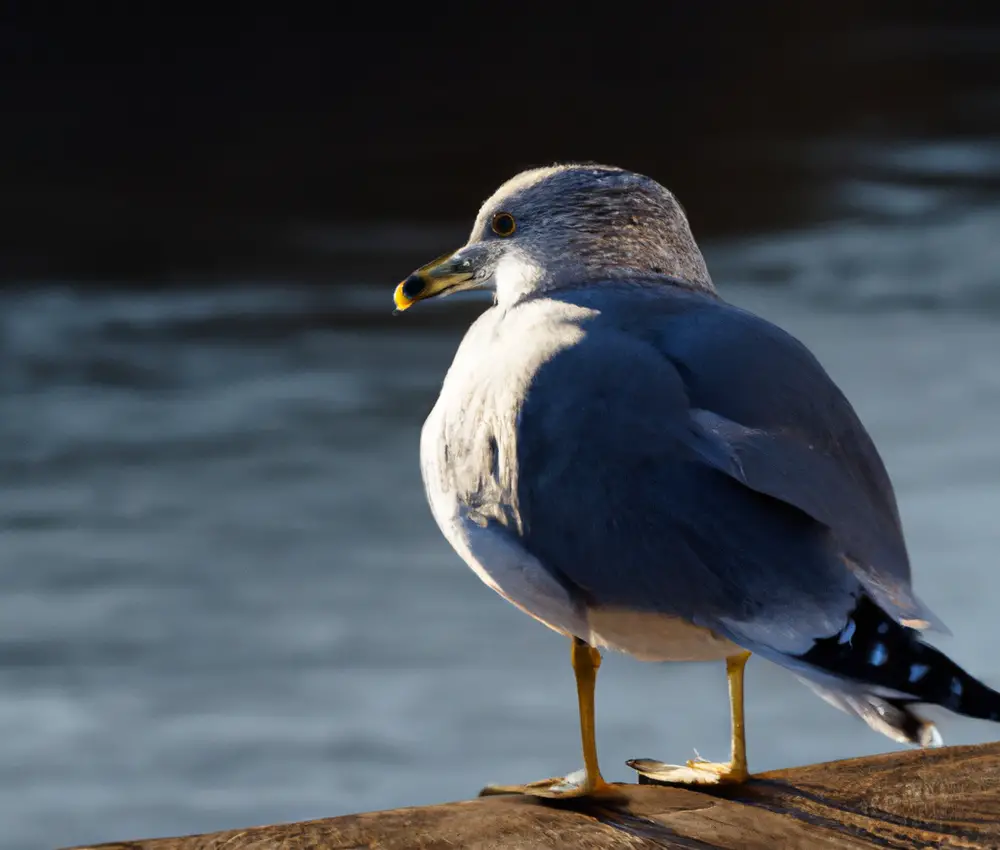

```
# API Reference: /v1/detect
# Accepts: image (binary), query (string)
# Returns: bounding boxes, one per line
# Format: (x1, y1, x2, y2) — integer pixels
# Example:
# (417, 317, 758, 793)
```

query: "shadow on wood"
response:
(66, 742, 1000, 849)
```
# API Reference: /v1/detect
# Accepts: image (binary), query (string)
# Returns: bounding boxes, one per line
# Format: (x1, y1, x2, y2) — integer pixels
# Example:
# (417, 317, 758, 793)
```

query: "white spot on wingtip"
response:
(869, 643, 888, 666)
(876, 622, 889, 635)
(837, 620, 856, 646)
(909, 663, 930, 683)
(921, 724, 944, 748)
(951, 677, 964, 699)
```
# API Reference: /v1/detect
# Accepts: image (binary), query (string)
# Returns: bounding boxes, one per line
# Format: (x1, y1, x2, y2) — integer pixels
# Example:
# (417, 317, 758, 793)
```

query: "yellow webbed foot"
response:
(479, 769, 618, 799)
(627, 757, 749, 786)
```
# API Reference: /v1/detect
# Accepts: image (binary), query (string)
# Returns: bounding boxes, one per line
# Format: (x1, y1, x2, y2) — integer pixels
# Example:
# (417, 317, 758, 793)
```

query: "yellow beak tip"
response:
(393, 282, 414, 312)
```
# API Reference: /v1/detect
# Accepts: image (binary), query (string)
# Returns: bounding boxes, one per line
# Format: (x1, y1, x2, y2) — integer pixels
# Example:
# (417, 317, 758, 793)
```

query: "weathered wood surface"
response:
(67, 742, 1000, 849)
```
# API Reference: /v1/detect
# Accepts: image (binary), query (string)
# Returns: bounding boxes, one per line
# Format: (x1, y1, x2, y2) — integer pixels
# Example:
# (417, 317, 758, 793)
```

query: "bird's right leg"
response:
(628, 651, 752, 785)
(479, 637, 617, 798)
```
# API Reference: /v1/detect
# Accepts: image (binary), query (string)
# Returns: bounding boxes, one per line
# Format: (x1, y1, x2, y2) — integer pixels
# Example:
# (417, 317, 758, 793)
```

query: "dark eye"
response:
(491, 212, 517, 237)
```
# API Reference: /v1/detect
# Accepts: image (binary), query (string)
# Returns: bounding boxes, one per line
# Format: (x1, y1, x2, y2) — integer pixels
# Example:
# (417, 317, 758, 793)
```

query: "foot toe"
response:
(479, 770, 616, 799)
(628, 758, 748, 786)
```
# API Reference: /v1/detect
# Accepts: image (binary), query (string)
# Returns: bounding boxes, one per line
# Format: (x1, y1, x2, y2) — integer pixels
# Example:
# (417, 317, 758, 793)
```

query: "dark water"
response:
(4, 134, 1000, 848)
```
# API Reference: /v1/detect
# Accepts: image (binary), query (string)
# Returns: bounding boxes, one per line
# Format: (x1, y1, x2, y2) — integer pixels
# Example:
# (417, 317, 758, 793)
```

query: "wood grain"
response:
(64, 742, 1000, 849)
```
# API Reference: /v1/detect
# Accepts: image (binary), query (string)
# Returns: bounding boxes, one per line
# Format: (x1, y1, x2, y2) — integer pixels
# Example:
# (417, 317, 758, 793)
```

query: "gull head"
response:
(393, 163, 713, 312)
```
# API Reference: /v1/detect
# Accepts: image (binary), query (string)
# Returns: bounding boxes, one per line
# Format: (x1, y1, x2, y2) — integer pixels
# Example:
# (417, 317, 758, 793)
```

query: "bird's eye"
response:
(491, 212, 517, 237)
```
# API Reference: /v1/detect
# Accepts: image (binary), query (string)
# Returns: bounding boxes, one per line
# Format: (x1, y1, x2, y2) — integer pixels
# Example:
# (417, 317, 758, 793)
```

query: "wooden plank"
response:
(65, 742, 1000, 850)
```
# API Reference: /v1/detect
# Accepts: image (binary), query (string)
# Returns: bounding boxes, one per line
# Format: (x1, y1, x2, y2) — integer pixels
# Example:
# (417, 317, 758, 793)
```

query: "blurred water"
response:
(4, 141, 1000, 849)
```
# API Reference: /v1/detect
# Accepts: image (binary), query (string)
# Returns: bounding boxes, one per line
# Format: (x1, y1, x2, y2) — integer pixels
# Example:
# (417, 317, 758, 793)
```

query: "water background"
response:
(4, 18, 1000, 850)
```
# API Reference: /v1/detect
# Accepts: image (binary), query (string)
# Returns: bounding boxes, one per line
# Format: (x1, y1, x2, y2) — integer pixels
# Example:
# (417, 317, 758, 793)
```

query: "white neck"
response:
(491, 251, 546, 309)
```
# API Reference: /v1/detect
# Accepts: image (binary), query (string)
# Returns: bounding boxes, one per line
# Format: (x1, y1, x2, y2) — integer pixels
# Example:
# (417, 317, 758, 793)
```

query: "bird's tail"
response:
(798, 681, 943, 746)
(791, 596, 1000, 744)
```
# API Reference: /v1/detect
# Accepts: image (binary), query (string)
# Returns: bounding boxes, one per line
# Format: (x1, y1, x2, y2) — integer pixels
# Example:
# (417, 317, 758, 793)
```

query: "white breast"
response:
(420, 402, 589, 639)
(587, 608, 739, 661)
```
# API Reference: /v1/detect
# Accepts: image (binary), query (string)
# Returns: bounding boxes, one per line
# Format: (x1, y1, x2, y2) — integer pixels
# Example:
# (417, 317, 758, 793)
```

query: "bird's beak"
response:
(393, 247, 480, 312)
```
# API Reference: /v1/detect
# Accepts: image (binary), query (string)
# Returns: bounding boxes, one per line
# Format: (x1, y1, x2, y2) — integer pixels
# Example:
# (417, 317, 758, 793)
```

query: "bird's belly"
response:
(587, 607, 740, 661)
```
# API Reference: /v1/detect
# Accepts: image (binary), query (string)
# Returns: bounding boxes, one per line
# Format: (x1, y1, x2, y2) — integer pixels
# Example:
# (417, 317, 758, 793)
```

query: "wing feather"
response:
(510, 285, 945, 650)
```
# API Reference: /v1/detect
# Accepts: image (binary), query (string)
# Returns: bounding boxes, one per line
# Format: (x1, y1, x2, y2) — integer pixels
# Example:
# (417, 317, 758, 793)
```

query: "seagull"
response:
(392, 163, 1000, 797)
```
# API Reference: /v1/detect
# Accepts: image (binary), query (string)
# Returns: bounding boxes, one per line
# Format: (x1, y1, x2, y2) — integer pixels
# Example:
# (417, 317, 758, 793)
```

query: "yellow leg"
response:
(628, 651, 752, 785)
(724, 650, 751, 779)
(480, 637, 614, 798)
(571, 636, 610, 792)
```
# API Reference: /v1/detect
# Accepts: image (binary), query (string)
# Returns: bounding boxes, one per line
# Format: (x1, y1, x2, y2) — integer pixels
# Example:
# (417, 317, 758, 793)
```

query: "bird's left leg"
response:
(628, 651, 752, 785)
(480, 637, 617, 798)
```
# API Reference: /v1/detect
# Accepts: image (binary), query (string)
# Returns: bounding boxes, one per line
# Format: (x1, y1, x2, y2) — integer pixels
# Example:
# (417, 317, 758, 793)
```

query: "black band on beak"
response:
(401, 273, 427, 300)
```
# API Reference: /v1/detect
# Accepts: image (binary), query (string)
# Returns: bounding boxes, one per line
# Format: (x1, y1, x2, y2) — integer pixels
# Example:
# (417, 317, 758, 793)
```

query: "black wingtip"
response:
(798, 595, 1000, 723)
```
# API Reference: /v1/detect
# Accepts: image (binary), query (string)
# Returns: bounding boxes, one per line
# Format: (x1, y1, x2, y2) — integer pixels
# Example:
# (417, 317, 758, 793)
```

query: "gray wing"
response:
(648, 293, 944, 632)
(511, 286, 942, 655)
